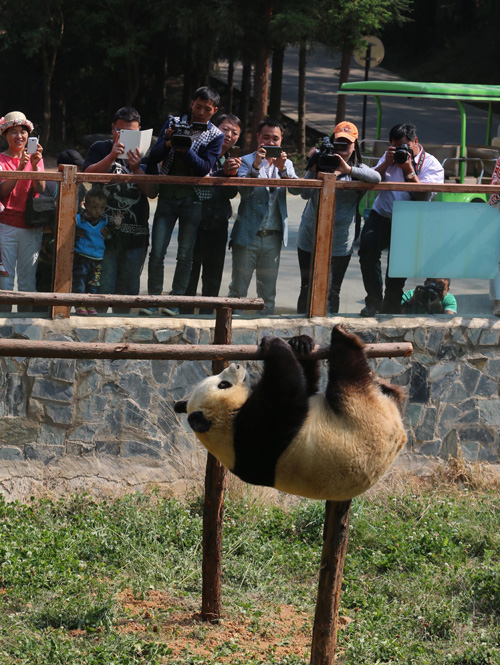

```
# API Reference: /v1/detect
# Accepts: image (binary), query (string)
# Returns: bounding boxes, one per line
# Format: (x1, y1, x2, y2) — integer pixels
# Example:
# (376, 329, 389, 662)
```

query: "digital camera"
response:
(169, 117, 208, 150)
(393, 143, 413, 165)
(307, 136, 349, 172)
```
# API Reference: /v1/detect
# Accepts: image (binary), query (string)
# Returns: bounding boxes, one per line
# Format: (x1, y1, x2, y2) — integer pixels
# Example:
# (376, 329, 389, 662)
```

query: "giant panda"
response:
(174, 326, 407, 501)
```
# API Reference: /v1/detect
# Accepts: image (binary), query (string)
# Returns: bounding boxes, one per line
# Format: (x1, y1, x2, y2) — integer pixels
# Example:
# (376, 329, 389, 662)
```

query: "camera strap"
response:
(413, 149, 426, 176)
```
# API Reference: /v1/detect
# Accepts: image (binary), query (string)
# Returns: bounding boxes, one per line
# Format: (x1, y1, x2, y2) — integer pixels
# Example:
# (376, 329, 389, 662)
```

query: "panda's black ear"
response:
(174, 400, 187, 414)
(188, 411, 212, 433)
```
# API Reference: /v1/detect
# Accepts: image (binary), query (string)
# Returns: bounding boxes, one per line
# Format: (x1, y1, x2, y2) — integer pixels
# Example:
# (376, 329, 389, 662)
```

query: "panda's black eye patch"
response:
(218, 380, 232, 390)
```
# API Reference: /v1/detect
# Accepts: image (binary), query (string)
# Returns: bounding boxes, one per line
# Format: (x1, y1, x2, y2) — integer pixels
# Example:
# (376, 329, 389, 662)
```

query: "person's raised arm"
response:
(124, 147, 157, 198)
(374, 147, 395, 178)
(0, 149, 30, 198)
(84, 140, 126, 174)
(183, 131, 224, 176)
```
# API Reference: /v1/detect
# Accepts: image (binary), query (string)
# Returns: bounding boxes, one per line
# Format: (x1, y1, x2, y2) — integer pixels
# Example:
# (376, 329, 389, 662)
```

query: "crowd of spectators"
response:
(1, 93, 498, 317)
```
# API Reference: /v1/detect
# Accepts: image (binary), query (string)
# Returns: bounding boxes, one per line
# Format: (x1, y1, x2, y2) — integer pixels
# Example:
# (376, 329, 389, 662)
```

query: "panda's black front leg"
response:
(258, 336, 309, 405)
(325, 325, 373, 413)
(233, 336, 310, 487)
(288, 334, 320, 396)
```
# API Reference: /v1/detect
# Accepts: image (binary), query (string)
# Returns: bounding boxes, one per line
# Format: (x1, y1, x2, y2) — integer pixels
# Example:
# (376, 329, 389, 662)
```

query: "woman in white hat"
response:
(0, 111, 45, 309)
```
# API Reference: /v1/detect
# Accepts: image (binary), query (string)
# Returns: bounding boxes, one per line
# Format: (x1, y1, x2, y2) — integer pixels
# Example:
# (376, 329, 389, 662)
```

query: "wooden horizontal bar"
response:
(0, 339, 412, 360)
(0, 171, 57, 181)
(0, 291, 264, 310)
(75, 173, 321, 188)
(4, 169, 500, 193)
(336, 180, 500, 193)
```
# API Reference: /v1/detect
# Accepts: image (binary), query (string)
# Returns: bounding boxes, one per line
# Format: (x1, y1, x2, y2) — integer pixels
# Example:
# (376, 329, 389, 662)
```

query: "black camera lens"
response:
(318, 153, 340, 170)
(393, 144, 411, 165)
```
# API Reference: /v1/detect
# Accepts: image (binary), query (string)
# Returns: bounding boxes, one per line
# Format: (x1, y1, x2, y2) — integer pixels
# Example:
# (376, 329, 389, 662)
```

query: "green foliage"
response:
(321, 0, 412, 52)
(0, 489, 499, 664)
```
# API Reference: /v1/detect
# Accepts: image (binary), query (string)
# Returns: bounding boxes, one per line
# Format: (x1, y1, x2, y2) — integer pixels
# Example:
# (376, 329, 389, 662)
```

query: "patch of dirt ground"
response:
(110, 589, 352, 662)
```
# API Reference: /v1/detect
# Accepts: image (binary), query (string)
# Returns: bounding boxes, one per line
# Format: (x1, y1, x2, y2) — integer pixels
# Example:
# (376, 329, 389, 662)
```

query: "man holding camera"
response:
(228, 118, 297, 315)
(142, 86, 223, 315)
(358, 122, 444, 316)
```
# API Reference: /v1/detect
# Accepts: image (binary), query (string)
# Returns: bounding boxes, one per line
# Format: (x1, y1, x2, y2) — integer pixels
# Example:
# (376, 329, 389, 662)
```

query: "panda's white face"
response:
(186, 363, 249, 416)
(177, 363, 250, 471)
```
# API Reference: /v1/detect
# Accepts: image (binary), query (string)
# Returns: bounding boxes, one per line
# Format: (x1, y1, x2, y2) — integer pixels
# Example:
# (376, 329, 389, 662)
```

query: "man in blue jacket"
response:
(228, 119, 297, 315)
(141, 87, 224, 315)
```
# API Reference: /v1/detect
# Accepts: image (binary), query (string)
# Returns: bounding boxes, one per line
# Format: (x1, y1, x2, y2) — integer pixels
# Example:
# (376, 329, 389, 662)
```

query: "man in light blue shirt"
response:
(228, 119, 297, 315)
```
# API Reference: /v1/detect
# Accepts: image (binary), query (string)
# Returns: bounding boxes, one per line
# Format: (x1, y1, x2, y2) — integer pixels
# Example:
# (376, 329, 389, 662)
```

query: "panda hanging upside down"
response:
(174, 326, 407, 501)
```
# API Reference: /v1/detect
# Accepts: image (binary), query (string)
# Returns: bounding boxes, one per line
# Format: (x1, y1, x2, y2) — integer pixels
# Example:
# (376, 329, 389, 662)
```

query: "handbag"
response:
(25, 195, 57, 228)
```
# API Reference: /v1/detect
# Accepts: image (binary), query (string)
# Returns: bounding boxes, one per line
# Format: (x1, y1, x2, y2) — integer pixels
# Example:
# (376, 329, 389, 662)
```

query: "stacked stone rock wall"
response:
(0, 316, 498, 500)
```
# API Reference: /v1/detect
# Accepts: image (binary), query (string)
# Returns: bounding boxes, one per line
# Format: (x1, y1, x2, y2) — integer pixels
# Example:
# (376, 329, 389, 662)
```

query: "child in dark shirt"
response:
(72, 188, 111, 316)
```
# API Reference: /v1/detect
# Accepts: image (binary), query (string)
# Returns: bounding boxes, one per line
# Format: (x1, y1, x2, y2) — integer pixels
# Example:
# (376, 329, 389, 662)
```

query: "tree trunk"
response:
(126, 60, 140, 107)
(269, 45, 284, 119)
(40, 9, 64, 148)
(297, 40, 307, 157)
(41, 46, 55, 147)
(251, 46, 271, 146)
(239, 58, 252, 149)
(227, 56, 235, 113)
(335, 49, 351, 125)
(182, 46, 193, 113)
(250, 1, 272, 147)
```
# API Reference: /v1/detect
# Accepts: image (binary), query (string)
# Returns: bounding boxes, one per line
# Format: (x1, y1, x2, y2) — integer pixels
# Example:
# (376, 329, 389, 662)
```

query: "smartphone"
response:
(27, 137, 39, 154)
(262, 145, 282, 158)
(230, 145, 241, 158)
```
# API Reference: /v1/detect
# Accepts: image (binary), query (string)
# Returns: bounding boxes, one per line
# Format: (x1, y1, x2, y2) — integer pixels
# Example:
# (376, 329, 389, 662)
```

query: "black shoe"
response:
(380, 301, 402, 314)
(360, 305, 380, 317)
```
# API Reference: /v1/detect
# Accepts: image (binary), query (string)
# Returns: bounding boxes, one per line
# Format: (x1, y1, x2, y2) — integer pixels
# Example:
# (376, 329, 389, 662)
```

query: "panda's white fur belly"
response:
(273, 392, 406, 501)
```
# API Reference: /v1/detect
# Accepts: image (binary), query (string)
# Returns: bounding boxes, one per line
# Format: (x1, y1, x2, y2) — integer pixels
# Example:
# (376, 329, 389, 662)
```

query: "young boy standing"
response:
(142, 86, 224, 315)
(72, 188, 111, 316)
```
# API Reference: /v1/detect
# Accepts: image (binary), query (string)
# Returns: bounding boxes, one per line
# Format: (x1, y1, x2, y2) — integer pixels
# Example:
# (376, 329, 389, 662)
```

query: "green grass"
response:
(0, 479, 499, 664)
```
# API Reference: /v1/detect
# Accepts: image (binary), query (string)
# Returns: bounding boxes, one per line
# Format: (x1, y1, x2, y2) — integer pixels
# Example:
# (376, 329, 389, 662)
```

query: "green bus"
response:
(339, 80, 500, 203)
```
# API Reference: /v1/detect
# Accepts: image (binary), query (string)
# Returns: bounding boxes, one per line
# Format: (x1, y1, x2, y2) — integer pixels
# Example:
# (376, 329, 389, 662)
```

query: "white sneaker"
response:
(161, 307, 179, 316)
(138, 307, 159, 315)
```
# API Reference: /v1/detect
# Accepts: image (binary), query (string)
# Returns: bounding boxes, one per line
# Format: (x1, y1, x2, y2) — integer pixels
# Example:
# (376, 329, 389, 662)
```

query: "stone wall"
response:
(0, 315, 499, 501)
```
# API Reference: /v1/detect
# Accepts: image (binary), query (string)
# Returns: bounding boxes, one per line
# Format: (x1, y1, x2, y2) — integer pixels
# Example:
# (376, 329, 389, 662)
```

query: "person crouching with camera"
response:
(401, 278, 456, 315)
(296, 121, 381, 315)
(358, 122, 444, 316)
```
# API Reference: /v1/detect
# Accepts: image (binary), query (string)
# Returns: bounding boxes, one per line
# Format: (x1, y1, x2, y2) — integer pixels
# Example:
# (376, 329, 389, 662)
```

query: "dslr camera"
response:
(401, 281, 445, 314)
(169, 116, 208, 150)
(393, 143, 413, 165)
(307, 136, 349, 172)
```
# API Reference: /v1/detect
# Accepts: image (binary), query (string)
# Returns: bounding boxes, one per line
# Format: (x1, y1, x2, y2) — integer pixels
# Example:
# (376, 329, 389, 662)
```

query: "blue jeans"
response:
(147, 196, 202, 296)
(228, 233, 282, 315)
(100, 245, 148, 296)
(72, 254, 101, 294)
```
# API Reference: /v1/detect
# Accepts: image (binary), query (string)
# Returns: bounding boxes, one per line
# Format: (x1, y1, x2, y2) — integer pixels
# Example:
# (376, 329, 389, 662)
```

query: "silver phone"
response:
(27, 137, 39, 154)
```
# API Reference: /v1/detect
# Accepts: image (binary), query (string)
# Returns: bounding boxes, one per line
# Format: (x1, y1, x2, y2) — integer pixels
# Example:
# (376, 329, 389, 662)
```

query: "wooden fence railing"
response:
(2, 167, 500, 320)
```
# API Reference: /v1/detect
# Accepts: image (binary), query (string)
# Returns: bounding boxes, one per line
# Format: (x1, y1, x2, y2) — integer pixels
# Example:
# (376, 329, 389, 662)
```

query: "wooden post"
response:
(308, 173, 337, 317)
(52, 164, 78, 318)
(310, 500, 352, 665)
(201, 307, 232, 622)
